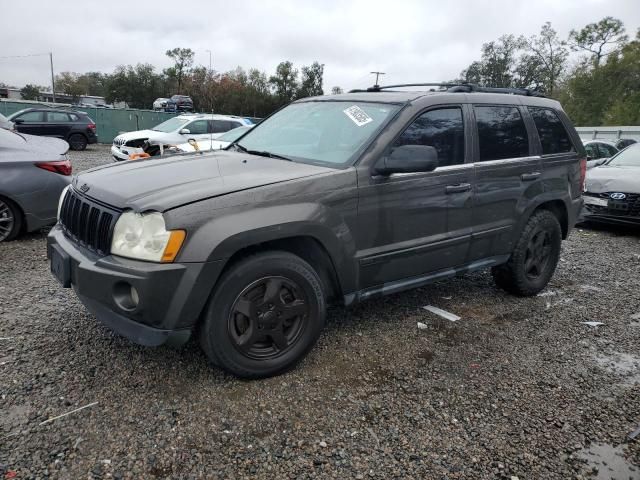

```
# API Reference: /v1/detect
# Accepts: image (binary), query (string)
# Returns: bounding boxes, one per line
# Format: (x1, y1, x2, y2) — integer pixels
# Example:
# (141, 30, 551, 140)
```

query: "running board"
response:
(343, 255, 509, 306)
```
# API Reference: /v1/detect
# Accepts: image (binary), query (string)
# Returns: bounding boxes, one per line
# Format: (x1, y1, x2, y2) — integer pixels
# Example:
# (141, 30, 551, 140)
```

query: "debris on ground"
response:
(417, 322, 429, 330)
(581, 321, 605, 327)
(422, 305, 460, 322)
(39, 402, 99, 426)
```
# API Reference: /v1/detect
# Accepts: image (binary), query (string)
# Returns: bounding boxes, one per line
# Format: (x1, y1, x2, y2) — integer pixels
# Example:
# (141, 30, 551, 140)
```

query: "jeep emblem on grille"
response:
(79, 183, 90, 193)
(609, 192, 626, 200)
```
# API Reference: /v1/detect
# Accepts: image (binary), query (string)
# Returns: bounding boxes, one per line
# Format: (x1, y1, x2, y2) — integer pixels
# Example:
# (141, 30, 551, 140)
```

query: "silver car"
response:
(583, 143, 640, 225)
(0, 128, 71, 241)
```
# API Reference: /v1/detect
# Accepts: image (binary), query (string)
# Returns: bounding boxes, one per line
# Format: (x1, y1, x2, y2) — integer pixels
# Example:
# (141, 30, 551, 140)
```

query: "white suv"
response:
(111, 114, 253, 161)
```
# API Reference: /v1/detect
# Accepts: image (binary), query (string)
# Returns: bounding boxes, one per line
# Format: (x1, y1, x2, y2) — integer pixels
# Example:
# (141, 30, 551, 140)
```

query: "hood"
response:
(0, 130, 68, 162)
(585, 165, 640, 194)
(114, 130, 156, 142)
(73, 150, 334, 211)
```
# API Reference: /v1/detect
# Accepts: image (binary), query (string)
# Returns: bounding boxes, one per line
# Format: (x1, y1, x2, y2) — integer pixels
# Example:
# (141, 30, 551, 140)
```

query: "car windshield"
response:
(152, 117, 190, 132)
(236, 101, 401, 167)
(218, 126, 252, 142)
(606, 145, 640, 167)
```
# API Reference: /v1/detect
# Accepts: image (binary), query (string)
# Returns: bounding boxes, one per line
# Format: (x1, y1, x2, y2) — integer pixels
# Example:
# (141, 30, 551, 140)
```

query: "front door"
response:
(469, 104, 542, 260)
(182, 119, 210, 143)
(356, 106, 473, 289)
(14, 110, 46, 136)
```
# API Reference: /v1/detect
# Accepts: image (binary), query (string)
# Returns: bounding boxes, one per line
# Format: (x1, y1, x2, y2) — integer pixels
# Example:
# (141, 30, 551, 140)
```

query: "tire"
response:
(0, 197, 23, 242)
(491, 209, 562, 296)
(200, 251, 326, 378)
(68, 133, 88, 151)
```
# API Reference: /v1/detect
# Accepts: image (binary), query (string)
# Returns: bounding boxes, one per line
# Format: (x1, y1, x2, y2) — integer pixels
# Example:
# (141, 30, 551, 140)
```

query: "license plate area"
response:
(583, 196, 608, 207)
(608, 201, 629, 211)
(50, 244, 71, 288)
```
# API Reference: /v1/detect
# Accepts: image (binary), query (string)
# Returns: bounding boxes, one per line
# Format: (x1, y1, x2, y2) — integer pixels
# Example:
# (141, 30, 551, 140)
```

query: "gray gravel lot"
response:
(1, 145, 639, 479)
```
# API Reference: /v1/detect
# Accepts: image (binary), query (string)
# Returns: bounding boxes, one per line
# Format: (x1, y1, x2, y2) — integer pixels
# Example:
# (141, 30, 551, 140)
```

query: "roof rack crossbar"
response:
(349, 83, 545, 97)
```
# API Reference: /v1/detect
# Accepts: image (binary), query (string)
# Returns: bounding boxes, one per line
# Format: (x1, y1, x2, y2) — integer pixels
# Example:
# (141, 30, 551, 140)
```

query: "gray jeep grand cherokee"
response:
(48, 84, 585, 378)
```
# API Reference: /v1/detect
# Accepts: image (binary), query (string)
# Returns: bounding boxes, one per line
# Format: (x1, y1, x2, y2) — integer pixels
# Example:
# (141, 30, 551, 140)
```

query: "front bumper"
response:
(110, 144, 143, 162)
(581, 194, 640, 226)
(47, 225, 224, 346)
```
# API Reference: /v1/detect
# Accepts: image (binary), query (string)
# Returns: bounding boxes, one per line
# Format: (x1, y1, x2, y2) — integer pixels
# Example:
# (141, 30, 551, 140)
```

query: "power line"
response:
(0, 53, 50, 60)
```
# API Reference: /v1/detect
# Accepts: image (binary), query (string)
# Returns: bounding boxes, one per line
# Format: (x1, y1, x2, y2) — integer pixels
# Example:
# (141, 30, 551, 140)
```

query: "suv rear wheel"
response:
(200, 251, 326, 378)
(492, 209, 562, 296)
(68, 133, 87, 151)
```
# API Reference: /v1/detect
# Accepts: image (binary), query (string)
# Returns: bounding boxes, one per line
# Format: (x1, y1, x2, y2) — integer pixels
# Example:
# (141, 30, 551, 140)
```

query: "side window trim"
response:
(387, 104, 469, 169)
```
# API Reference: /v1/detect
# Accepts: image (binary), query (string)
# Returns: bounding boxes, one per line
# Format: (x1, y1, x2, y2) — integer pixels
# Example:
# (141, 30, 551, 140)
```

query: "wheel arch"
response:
(0, 194, 25, 238)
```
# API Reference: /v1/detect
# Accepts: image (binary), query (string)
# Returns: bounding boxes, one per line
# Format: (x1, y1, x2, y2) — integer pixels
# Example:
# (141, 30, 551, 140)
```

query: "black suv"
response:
(8, 108, 98, 150)
(47, 84, 585, 378)
(165, 95, 194, 112)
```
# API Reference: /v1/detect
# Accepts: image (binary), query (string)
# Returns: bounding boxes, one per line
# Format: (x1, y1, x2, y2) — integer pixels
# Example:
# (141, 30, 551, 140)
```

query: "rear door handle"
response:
(445, 183, 472, 194)
(521, 172, 541, 182)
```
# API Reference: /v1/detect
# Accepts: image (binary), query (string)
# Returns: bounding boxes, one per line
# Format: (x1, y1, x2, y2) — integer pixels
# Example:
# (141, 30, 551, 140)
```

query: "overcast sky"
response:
(1, 0, 638, 94)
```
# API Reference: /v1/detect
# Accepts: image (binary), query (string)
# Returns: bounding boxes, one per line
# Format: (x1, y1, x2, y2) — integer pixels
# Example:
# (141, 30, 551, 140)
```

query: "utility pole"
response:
(370, 71, 385, 87)
(49, 52, 55, 103)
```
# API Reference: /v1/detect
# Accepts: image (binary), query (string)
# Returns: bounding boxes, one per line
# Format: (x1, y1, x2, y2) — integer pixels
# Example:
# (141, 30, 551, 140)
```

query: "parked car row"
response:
(153, 95, 194, 112)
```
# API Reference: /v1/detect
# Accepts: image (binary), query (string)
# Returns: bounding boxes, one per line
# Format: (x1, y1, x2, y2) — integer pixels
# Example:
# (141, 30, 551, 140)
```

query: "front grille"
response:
(585, 192, 640, 217)
(113, 137, 125, 146)
(59, 188, 119, 254)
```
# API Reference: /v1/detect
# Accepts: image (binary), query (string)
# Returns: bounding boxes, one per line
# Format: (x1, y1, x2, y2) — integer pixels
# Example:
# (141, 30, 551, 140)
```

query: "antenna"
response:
(370, 71, 386, 88)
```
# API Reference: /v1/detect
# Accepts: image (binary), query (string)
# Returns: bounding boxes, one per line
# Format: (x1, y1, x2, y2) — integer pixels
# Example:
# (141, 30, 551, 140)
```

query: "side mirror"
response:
(179, 128, 191, 135)
(586, 155, 592, 161)
(374, 145, 439, 176)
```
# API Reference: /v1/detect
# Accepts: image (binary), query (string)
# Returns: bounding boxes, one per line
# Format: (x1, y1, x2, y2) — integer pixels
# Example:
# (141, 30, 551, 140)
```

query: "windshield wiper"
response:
(234, 143, 293, 161)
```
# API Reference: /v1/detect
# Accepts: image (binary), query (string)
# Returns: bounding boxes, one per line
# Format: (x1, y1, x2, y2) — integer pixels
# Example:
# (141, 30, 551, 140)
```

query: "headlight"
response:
(110, 211, 185, 262)
(57, 185, 70, 220)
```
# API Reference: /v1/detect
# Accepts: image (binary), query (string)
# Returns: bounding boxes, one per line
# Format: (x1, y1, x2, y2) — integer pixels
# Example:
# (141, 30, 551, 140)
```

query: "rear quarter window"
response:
(528, 107, 575, 155)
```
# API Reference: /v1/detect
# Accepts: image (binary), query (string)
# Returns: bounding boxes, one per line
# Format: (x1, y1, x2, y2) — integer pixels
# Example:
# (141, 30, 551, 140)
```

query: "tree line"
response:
(10, 16, 640, 125)
(459, 16, 639, 125)
(17, 49, 329, 118)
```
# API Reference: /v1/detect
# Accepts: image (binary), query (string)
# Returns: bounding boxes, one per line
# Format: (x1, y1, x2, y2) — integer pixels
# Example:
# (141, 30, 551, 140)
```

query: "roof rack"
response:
(349, 83, 545, 98)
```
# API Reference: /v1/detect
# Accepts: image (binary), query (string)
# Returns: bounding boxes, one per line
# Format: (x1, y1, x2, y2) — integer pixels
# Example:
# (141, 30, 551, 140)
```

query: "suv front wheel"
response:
(200, 251, 326, 378)
(492, 209, 562, 296)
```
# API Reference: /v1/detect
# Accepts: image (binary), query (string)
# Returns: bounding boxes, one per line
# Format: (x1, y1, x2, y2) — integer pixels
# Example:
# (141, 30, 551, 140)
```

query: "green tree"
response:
(522, 22, 568, 96)
(331, 86, 343, 95)
(106, 63, 164, 109)
(269, 61, 298, 104)
(297, 62, 324, 98)
(569, 17, 627, 67)
(55, 72, 86, 102)
(165, 47, 195, 92)
(20, 84, 44, 100)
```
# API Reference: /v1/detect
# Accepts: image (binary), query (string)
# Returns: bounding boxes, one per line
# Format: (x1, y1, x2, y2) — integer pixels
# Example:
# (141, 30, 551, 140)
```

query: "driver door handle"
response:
(445, 183, 472, 194)
(521, 172, 541, 181)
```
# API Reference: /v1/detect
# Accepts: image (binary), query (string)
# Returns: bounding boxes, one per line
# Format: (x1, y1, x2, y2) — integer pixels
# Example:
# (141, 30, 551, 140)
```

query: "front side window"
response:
(528, 107, 574, 155)
(15, 111, 44, 122)
(185, 120, 207, 135)
(475, 106, 529, 161)
(47, 112, 71, 122)
(392, 107, 465, 168)
(152, 117, 189, 133)
(598, 143, 618, 158)
(237, 101, 401, 167)
(584, 143, 598, 159)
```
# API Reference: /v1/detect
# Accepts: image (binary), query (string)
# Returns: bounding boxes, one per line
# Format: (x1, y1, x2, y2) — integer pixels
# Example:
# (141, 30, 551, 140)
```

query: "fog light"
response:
(113, 282, 139, 311)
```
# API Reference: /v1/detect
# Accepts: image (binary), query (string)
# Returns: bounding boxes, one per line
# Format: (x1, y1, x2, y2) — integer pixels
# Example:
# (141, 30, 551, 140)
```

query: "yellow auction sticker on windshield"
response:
(343, 105, 374, 127)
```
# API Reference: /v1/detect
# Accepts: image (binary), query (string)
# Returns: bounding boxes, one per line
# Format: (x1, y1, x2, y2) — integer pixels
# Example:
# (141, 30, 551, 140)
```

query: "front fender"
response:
(174, 201, 359, 294)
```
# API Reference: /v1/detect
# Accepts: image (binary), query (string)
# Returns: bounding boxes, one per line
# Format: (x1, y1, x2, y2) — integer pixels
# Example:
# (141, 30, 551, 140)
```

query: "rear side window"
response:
(16, 111, 44, 122)
(47, 112, 71, 122)
(528, 107, 574, 155)
(210, 120, 231, 134)
(474, 106, 529, 161)
(393, 107, 465, 167)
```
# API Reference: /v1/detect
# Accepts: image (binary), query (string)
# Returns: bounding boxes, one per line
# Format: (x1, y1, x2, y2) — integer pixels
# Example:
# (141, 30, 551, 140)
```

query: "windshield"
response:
(152, 117, 190, 132)
(219, 126, 252, 142)
(236, 101, 401, 166)
(607, 145, 640, 167)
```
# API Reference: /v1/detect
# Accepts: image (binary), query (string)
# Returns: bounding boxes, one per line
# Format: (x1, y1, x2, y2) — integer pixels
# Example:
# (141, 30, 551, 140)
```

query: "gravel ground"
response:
(1, 145, 639, 479)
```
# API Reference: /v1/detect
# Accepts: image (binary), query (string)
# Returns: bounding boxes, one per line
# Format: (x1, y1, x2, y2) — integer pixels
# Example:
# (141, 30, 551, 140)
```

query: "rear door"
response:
(356, 105, 474, 288)
(182, 119, 210, 142)
(44, 111, 72, 139)
(209, 120, 235, 139)
(469, 104, 542, 261)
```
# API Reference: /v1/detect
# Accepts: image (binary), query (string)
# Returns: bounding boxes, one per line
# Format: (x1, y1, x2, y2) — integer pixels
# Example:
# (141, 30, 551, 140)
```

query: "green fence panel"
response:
(0, 100, 177, 144)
